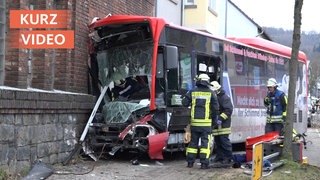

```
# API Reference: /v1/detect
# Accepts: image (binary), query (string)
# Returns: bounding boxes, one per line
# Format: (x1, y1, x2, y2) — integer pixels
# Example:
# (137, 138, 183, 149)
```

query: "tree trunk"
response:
(282, 0, 303, 159)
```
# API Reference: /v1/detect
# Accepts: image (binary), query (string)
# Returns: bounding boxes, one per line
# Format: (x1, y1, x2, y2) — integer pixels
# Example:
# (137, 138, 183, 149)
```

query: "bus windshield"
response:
(92, 22, 154, 102)
(96, 42, 153, 87)
(91, 21, 155, 124)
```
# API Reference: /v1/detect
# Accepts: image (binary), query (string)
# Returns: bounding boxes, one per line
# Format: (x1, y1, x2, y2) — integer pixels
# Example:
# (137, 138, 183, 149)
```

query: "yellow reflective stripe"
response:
(267, 115, 282, 119)
(284, 95, 288, 104)
(191, 121, 211, 126)
(212, 127, 231, 135)
(267, 120, 284, 123)
(205, 94, 211, 119)
(186, 147, 198, 154)
(293, 129, 297, 134)
(192, 118, 212, 123)
(112, 92, 115, 101)
(220, 113, 228, 120)
(283, 96, 288, 116)
(192, 91, 212, 100)
(199, 134, 211, 158)
(191, 122, 212, 127)
(267, 115, 283, 123)
(200, 148, 210, 158)
(191, 98, 195, 118)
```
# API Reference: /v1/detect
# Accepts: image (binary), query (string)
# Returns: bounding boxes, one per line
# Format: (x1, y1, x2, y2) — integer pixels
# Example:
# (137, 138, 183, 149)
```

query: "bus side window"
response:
(165, 46, 180, 106)
(156, 51, 165, 107)
(165, 46, 179, 90)
(196, 55, 221, 82)
(167, 69, 178, 90)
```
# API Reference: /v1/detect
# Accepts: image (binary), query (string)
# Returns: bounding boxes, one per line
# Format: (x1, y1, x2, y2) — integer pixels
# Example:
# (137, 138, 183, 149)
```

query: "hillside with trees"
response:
(264, 27, 320, 96)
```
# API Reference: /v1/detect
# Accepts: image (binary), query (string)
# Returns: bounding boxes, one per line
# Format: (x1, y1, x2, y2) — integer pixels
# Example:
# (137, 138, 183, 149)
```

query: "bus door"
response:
(160, 45, 190, 133)
(155, 45, 181, 108)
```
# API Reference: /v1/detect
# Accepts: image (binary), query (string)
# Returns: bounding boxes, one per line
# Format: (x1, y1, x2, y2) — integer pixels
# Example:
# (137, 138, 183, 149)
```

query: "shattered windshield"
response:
(96, 42, 153, 87)
(96, 43, 153, 123)
(103, 101, 148, 123)
(93, 22, 154, 123)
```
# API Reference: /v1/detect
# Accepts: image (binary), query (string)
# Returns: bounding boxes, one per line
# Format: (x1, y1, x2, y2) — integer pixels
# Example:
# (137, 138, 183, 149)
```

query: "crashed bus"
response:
(84, 15, 308, 160)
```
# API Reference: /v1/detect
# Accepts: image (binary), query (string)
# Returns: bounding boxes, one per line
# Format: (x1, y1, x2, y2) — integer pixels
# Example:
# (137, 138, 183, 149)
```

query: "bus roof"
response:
(89, 15, 166, 28)
(228, 37, 307, 62)
(89, 15, 227, 42)
(89, 15, 307, 63)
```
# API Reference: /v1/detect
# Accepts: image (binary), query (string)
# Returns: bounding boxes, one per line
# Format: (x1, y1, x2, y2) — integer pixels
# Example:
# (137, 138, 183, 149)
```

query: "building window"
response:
(0, 0, 5, 85)
(208, 0, 216, 12)
(185, 0, 195, 5)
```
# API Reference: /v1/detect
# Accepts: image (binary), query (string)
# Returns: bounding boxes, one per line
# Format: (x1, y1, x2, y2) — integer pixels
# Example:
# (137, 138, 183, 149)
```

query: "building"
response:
(155, 0, 271, 39)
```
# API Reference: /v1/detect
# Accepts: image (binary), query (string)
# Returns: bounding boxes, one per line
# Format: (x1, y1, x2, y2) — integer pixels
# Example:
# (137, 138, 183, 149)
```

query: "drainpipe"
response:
(155, 0, 158, 17)
(224, 0, 228, 37)
(181, 0, 184, 26)
(27, 4, 34, 88)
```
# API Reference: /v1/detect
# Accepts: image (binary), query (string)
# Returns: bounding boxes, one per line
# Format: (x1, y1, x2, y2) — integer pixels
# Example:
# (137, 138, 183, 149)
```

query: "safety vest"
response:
(190, 91, 212, 127)
(266, 89, 287, 123)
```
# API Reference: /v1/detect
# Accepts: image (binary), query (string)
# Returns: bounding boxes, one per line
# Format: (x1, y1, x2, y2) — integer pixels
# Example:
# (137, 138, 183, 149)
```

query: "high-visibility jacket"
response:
(182, 86, 219, 127)
(212, 89, 233, 135)
(264, 89, 287, 123)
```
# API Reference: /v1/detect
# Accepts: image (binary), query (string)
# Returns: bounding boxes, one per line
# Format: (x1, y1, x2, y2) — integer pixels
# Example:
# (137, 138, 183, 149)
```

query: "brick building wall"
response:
(4, 0, 154, 92)
(1, 0, 155, 175)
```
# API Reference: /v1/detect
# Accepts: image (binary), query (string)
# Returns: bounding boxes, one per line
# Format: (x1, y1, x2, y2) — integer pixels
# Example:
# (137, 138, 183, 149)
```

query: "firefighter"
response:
(316, 97, 320, 112)
(209, 81, 234, 168)
(182, 73, 219, 169)
(264, 78, 287, 135)
(112, 76, 144, 100)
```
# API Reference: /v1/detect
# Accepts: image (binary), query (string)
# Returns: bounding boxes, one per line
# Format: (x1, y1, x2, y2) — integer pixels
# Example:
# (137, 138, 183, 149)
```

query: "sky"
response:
(231, 0, 320, 33)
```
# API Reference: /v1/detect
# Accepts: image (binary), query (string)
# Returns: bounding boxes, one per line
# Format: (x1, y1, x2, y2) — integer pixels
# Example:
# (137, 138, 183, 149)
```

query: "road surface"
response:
(45, 126, 320, 180)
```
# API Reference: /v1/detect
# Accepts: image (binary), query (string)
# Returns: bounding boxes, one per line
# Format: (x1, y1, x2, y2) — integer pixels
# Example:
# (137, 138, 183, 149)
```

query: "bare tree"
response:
(282, 0, 304, 159)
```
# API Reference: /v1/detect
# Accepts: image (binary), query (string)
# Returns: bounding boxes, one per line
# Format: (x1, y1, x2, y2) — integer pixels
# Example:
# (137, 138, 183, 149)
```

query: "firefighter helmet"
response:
(210, 81, 221, 91)
(267, 78, 278, 87)
(114, 79, 126, 86)
(197, 73, 210, 82)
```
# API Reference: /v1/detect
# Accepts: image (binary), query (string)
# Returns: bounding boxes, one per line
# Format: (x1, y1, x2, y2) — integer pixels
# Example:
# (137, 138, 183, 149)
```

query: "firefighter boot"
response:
(200, 163, 209, 169)
(187, 162, 193, 168)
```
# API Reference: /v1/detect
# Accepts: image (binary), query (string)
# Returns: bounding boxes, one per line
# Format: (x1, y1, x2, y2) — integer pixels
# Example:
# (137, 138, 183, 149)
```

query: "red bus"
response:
(85, 15, 308, 159)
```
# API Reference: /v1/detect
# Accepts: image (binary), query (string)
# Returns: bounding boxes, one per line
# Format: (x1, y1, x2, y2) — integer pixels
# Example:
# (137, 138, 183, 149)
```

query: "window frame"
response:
(208, 0, 217, 12)
(185, 0, 196, 5)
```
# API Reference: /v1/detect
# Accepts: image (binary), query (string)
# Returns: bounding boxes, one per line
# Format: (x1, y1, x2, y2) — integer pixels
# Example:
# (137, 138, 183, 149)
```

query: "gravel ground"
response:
(45, 126, 320, 180)
(39, 114, 320, 180)
(47, 153, 248, 180)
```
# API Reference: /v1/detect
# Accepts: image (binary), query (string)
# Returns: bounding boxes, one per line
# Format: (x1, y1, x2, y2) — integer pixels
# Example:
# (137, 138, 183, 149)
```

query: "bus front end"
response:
(86, 15, 176, 160)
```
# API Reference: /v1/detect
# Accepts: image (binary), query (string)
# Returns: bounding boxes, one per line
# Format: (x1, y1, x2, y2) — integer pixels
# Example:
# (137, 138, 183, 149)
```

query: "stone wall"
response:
(0, 88, 96, 174)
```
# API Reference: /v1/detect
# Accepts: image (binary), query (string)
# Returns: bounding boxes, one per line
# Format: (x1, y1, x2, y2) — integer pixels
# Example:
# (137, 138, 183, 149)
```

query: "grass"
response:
(0, 169, 8, 180)
(263, 160, 320, 180)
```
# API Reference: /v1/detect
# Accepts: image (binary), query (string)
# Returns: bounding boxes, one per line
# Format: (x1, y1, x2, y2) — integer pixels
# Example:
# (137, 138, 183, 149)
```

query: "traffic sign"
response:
(252, 142, 263, 180)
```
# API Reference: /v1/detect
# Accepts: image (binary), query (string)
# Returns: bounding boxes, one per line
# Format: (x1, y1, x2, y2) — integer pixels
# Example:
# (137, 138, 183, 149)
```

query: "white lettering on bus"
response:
(224, 44, 243, 55)
(257, 53, 267, 61)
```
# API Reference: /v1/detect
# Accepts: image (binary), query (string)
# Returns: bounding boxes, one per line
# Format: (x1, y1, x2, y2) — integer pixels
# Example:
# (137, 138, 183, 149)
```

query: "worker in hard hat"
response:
(182, 73, 219, 169)
(112, 76, 145, 100)
(264, 78, 288, 135)
(209, 81, 234, 168)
